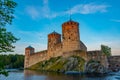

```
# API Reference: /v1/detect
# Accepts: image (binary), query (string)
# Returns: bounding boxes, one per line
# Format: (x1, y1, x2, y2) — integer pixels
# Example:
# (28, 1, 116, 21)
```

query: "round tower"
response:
(62, 20, 80, 52)
(24, 46, 34, 68)
(47, 31, 61, 58)
(48, 31, 61, 50)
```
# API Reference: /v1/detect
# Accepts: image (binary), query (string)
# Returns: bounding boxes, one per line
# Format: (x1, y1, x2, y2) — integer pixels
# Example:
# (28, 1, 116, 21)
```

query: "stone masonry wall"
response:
(80, 41, 87, 51)
(63, 50, 87, 61)
(108, 56, 120, 71)
(47, 43, 62, 58)
(87, 50, 108, 68)
(51, 43, 62, 57)
(62, 21, 81, 52)
(28, 50, 47, 68)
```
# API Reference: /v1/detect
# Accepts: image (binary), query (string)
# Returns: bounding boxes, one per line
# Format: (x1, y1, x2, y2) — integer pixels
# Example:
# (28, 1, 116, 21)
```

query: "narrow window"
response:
(69, 37, 70, 39)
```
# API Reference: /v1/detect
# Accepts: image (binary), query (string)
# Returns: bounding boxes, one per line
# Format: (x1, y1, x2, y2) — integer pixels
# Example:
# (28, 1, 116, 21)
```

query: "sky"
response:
(6, 0, 120, 55)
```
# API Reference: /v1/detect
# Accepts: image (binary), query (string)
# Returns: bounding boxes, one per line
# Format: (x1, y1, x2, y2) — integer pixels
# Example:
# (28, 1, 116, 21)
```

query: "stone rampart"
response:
(80, 41, 87, 51)
(108, 56, 120, 71)
(63, 50, 87, 61)
(87, 50, 108, 68)
(28, 50, 47, 67)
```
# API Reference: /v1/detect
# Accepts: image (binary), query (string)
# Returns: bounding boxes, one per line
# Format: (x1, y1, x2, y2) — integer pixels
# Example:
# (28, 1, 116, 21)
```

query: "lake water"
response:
(0, 70, 120, 80)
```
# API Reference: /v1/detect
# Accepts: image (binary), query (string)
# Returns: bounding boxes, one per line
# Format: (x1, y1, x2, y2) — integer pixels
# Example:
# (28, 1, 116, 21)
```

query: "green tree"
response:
(0, 0, 17, 26)
(0, 0, 18, 76)
(0, 54, 24, 68)
(0, 61, 8, 76)
(0, 28, 18, 52)
(101, 45, 111, 56)
(0, 0, 18, 52)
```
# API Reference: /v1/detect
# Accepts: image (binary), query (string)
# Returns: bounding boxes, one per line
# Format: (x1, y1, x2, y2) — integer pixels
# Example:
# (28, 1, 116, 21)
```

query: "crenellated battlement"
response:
(62, 20, 79, 27)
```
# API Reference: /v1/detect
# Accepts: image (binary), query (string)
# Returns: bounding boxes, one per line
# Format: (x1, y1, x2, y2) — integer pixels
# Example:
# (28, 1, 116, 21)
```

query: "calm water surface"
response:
(0, 70, 120, 80)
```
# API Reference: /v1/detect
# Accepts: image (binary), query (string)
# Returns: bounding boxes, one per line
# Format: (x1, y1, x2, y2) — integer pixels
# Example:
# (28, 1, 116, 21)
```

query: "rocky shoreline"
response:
(27, 56, 120, 76)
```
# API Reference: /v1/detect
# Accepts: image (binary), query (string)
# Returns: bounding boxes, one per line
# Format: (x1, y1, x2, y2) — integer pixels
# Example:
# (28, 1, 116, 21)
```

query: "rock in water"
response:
(85, 60, 107, 74)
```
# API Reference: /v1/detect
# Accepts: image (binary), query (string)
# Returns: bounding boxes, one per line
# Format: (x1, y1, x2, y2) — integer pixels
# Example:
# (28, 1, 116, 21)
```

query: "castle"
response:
(24, 20, 108, 68)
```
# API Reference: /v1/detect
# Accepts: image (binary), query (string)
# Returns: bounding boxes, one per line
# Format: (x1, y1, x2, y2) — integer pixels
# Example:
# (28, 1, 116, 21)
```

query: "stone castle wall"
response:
(51, 43, 62, 57)
(48, 43, 62, 58)
(25, 42, 87, 68)
(26, 39, 87, 68)
(63, 50, 87, 61)
(26, 42, 63, 68)
(108, 56, 120, 71)
(27, 50, 47, 68)
(80, 41, 87, 51)
(87, 50, 108, 68)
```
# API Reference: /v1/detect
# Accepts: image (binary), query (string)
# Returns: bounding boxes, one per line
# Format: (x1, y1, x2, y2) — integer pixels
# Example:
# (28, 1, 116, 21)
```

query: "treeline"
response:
(0, 54, 24, 69)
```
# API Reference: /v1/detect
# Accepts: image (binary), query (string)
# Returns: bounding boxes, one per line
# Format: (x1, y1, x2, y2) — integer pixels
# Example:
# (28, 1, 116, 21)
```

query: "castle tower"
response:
(24, 46, 34, 68)
(62, 20, 80, 52)
(47, 31, 61, 58)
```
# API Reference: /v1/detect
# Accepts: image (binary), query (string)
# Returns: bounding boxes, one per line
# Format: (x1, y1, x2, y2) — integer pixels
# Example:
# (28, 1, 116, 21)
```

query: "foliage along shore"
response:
(0, 54, 24, 69)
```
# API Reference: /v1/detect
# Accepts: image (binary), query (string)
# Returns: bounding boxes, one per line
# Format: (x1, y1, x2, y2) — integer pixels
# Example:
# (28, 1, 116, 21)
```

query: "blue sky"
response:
(6, 0, 120, 55)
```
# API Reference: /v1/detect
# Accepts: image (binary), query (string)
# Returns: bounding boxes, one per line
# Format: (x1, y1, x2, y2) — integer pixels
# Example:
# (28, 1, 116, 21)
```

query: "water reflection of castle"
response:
(24, 70, 120, 80)
(24, 20, 108, 68)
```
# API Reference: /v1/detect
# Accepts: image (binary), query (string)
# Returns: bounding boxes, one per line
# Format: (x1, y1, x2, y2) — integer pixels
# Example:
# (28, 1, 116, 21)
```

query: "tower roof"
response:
(49, 31, 61, 35)
(67, 20, 78, 23)
(26, 46, 34, 49)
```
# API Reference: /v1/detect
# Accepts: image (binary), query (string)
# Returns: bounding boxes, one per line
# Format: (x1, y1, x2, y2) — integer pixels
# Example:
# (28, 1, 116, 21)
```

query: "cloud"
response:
(25, 1, 110, 19)
(25, 0, 58, 19)
(111, 19, 120, 22)
(43, 0, 48, 5)
(25, 6, 39, 19)
(67, 3, 109, 14)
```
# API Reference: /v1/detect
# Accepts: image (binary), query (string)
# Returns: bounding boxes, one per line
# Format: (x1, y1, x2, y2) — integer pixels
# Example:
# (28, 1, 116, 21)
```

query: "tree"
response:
(0, 28, 18, 52)
(101, 45, 111, 56)
(0, 0, 18, 52)
(0, 0, 17, 26)
(0, 0, 18, 76)
(0, 61, 8, 76)
(0, 54, 24, 68)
